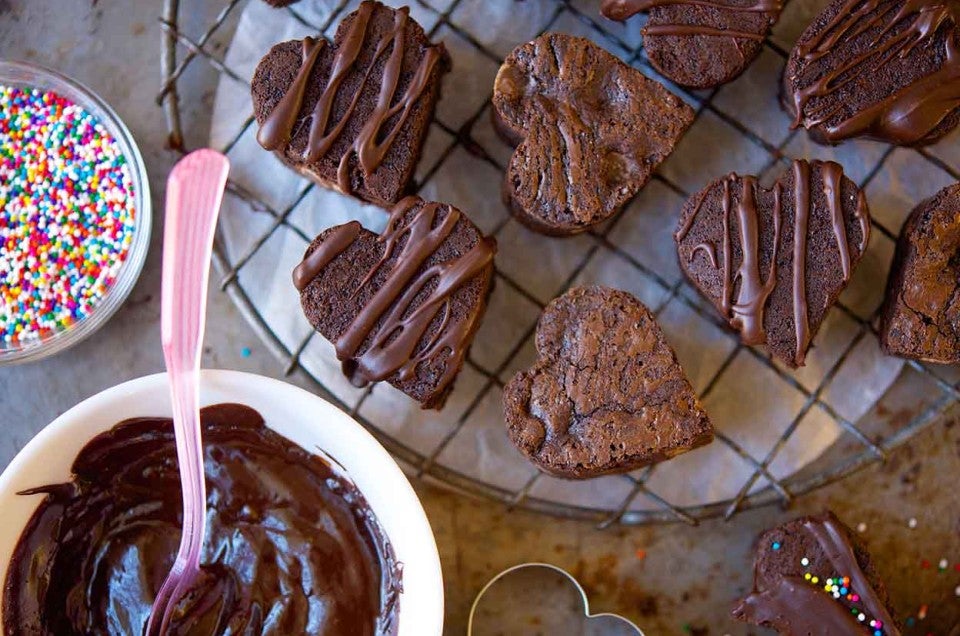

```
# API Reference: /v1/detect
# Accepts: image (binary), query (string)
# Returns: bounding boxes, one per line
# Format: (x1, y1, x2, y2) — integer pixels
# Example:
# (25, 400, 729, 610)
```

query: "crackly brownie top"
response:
(880, 182, 960, 363)
(503, 285, 713, 479)
(492, 33, 693, 235)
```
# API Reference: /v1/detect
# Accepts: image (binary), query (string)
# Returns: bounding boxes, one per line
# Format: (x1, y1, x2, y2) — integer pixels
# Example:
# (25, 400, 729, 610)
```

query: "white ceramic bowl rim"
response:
(0, 370, 443, 636)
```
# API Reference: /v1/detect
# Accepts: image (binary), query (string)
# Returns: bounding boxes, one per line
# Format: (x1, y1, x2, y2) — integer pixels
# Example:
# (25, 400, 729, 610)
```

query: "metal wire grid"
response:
(159, 0, 960, 526)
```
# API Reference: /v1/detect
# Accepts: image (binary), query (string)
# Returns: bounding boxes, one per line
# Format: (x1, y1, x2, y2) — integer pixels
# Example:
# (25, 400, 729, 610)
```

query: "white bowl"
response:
(0, 370, 443, 635)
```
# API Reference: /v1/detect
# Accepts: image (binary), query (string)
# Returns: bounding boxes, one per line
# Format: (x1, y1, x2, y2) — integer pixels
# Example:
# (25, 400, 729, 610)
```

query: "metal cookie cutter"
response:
(468, 563, 646, 635)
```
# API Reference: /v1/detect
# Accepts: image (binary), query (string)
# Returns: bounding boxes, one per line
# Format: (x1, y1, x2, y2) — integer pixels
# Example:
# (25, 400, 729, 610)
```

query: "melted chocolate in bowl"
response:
(1, 403, 401, 635)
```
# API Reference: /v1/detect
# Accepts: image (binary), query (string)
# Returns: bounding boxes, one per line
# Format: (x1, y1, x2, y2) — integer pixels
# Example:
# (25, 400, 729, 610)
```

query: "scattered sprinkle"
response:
(937, 558, 948, 571)
(921, 559, 931, 569)
(241, 346, 251, 358)
(771, 541, 781, 551)
(856, 522, 867, 533)
(906, 617, 916, 627)
(908, 517, 918, 529)
(918, 604, 927, 620)
(954, 584, 960, 597)
(801, 557, 810, 567)
(635, 548, 646, 561)
(0, 84, 136, 347)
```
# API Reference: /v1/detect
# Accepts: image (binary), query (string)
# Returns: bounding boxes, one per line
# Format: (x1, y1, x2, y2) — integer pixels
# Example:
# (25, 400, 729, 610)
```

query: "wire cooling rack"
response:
(159, 0, 960, 525)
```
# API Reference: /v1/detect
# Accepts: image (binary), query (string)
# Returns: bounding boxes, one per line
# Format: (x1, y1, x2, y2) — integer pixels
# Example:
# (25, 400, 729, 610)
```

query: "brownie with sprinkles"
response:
(601, 0, 783, 89)
(733, 512, 901, 636)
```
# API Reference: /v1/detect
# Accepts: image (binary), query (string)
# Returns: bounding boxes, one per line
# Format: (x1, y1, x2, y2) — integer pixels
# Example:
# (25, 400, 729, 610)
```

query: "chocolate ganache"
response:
(2, 403, 401, 635)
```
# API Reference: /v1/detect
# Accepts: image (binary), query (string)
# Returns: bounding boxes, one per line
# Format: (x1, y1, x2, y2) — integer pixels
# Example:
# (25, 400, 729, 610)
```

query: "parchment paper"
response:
(205, 0, 948, 511)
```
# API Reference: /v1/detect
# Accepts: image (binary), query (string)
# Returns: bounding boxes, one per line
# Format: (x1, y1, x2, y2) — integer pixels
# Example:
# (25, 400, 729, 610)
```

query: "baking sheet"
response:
(203, 0, 956, 511)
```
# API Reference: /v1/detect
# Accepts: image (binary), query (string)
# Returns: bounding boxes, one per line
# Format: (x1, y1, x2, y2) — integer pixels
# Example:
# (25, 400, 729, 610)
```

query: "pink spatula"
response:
(147, 149, 230, 635)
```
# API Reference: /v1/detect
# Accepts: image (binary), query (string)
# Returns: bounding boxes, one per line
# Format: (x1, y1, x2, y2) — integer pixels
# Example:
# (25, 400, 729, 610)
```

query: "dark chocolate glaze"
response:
(2, 404, 401, 636)
(257, 1, 442, 194)
(733, 515, 900, 635)
(788, 0, 960, 145)
(294, 196, 495, 390)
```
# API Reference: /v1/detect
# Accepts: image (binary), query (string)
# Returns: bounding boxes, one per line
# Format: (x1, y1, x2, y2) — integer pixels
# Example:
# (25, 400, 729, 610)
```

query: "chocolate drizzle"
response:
(294, 197, 495, 390)
(256, 1, 443, 194)
(790, 0, 960, 145)
(733, 515, 901, 636)
(792, 160, 811, 365)
(602, 0, 782, 40)
(716, 175, 782, 345)
(676, 160, 870, 366)
(691, 242, 719, 268)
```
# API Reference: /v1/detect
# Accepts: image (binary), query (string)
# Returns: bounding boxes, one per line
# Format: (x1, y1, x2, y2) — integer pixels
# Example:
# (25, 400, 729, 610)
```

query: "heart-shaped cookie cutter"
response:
(467, 562, 646, 635)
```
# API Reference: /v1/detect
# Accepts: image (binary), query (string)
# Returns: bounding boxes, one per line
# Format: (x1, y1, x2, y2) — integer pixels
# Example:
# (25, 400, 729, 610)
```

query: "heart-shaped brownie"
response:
(675, 159, 871, 367)
(293, 196, 496, 409)
(502, 286, 713, 479)
(783, 0, 960, 146)
(601, 0, 783, 89)
(251, 1, 449, 206)
(880, 182, 960, 364)
(492, 33, 694, 236)
(733, 512, 900, 635)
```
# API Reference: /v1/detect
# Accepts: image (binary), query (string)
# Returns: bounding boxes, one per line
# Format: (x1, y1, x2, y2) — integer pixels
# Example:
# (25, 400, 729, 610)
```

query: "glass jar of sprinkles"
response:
(0, 61, 150, 364)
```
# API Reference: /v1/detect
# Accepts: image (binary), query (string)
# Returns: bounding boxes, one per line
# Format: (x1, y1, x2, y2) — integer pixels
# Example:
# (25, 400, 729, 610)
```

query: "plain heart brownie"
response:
(601, 0, 783, 89)
(502, 286, 713, 479)
(252, 1, 449, 206)
(880, 182, 960, 364)
(675, 159, 871, 368)
(293, 196, 496, 409)
(783, 0, 960, 146)
(492, 33, 694, 236)
(733, 512, 901, 636)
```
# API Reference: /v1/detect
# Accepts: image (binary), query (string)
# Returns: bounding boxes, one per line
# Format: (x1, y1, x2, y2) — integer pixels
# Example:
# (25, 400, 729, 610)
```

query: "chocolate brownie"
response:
(601, 0, 782, 89)
(733, 512, 901, 636)
(783, 0, 960, 147)
(492, 33, 694, 236)
(262, 0, 299, 7)
(880, 183, 960, 364)
(251, 1, 449, 207)
(293, 196, 496, 409)
(502, 286, 713, 479)
(675, 159, 871, 367)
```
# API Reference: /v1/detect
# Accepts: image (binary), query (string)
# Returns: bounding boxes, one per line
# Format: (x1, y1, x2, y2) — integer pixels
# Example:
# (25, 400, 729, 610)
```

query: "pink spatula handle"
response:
(147, 149, 229, 636)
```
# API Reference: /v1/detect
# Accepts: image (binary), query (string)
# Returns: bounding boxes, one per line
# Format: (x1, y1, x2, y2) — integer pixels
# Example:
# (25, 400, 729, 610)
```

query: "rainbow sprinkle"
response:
(798, 554, 885, 636)
(0, 84, 136, 347)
